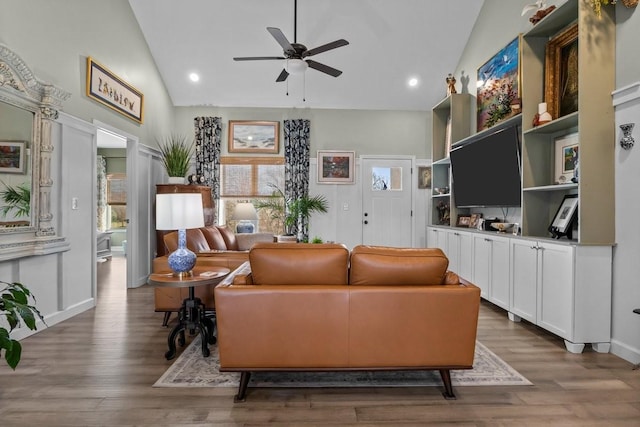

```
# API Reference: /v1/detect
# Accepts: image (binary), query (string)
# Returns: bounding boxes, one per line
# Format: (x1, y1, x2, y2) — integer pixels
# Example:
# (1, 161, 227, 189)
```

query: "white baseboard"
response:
(610, 338, 640, 365)
(11, 298, 96, 341)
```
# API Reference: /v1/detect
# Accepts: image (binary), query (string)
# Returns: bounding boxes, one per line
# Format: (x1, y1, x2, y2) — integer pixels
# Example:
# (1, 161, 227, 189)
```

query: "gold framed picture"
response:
(228, 120, 280, 154)
(86, 57, 144, 124)
(545, 23, 578, 120)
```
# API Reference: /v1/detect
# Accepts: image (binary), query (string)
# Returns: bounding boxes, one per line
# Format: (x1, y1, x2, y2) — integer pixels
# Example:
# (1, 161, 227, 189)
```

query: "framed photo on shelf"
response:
(456, 215, 471, 227)
(0, 141, 26, 173)
(469, 213, 483, 229)
(228, 120, 280, 154)
(317, 150, 355, 184)
(545, 23, 578, 120)
(476, 35, 522, 132)
(548, 194, 578, 239)
(418, 166, 432, 189)
(86, 57, 144, 124)
(554, 132, 578, 184)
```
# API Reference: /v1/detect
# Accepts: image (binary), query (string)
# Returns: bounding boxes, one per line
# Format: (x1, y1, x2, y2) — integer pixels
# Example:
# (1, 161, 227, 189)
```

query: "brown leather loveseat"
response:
(152, 225, 274, 324)
(214, 243, 481, 401)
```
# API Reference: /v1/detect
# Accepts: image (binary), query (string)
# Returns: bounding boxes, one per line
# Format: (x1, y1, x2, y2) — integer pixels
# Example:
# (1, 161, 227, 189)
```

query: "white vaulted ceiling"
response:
(128, 0, 484, 111)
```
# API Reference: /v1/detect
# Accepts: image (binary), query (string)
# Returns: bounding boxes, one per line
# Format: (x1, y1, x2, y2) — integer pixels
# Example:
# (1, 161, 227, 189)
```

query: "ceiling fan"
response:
(233, 0, 349, 82)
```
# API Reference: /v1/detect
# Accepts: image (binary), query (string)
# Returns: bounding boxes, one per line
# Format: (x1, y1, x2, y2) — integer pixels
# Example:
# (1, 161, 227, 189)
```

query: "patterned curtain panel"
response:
(96, 155, 107, 231)
(194, 116, 222, 223)
(284, 119, 311, 241)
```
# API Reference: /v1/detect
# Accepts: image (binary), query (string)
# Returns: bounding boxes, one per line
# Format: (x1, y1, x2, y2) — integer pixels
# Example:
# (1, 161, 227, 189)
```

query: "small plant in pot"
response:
(1, 281, 45, 369)
(157, 134, 194, 183)
(255, 184, 328, 242)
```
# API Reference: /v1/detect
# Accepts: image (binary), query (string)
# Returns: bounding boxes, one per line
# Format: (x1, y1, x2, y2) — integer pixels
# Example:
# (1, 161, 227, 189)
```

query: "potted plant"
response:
(0, 181, 30, 219)
(255, 184, 329, 242)
(157, 134, 194, 183)
(0, 281, 45, 369)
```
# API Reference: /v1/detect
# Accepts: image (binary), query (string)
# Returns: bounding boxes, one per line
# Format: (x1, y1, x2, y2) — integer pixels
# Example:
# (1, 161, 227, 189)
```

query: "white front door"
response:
(361, 156, 414, 247)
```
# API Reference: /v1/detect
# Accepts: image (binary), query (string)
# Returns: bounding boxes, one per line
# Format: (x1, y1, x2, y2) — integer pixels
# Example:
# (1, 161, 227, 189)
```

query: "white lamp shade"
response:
(156, 193, 205, 230)
(233, 202, 258, 221)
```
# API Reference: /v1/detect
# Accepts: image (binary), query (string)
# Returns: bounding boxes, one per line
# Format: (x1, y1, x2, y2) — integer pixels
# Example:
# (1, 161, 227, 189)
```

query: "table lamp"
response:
(233, 202, 258, 233)
(156, 193, 205, 277)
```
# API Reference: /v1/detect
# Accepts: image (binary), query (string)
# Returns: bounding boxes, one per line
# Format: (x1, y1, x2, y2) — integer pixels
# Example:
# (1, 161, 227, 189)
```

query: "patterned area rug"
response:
(154, 337, 532, 388)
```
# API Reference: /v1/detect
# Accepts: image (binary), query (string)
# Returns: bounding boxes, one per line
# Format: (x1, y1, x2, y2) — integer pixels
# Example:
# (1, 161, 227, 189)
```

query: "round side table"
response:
(148, 266, 230, 360)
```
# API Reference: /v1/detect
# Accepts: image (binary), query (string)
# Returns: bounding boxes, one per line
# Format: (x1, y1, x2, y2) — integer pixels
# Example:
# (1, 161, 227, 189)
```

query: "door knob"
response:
(364, 212, 369, 217)
(364, 220, 368, 225)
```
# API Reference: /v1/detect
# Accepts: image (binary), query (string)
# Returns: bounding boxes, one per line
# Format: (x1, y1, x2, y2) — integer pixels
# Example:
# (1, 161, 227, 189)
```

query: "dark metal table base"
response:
(164, 286, 216, 360)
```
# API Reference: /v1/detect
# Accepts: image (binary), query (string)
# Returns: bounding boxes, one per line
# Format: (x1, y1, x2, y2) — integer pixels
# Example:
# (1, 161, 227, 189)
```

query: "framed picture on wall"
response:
(317, 150, 355, 184)
(86, 57, 144, 124)
(0, 141, 26, 174)
(228, 120, 279, 154)
(418, 166, 432, 189)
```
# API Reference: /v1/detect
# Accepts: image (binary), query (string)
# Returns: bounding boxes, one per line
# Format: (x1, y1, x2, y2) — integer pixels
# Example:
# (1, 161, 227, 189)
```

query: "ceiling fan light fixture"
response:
(287, 58, 308, 74)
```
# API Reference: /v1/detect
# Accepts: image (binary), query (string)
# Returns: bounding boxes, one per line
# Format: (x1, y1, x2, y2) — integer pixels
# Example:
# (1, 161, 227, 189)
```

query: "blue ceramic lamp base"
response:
(167, 229, 197, 278)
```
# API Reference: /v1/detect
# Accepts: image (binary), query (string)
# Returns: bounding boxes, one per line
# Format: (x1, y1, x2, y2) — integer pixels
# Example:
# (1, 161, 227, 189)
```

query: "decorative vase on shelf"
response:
(533, 102, 552, 127)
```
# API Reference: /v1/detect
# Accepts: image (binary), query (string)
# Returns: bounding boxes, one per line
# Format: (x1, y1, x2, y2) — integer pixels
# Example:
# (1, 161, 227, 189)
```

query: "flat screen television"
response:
(449, 125, 522, 207)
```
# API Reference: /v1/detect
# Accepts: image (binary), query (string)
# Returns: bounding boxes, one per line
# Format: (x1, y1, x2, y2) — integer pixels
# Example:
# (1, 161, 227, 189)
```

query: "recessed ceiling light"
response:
(189, 73, 200, 82)
(408, 77, 419, 87)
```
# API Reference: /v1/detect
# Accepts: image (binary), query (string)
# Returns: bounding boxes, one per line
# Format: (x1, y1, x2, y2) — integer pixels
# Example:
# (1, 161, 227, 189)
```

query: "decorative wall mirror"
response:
(0, 43, 70, 259)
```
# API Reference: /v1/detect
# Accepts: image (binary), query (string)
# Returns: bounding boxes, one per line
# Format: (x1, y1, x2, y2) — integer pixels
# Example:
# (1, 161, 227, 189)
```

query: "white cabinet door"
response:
(446, 230, 473, 280)
(446, 230, 461, 273)
(537, 242, 574, 339)
(473, 234, 510, 308)
(427, 227, 439, 248)
(510, 239, 539, 323)
(458, 231, 474, 281)
(472, 235, 491, 299)
(488, 235, 511, 310)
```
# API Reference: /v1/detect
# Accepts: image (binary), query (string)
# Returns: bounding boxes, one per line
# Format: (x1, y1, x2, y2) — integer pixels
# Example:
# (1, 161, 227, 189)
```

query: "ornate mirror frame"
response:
(0, 43, 71, 260)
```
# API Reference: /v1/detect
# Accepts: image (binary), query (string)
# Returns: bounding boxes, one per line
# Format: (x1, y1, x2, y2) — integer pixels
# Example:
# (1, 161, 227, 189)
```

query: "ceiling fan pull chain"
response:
(303, 71, 306, 102)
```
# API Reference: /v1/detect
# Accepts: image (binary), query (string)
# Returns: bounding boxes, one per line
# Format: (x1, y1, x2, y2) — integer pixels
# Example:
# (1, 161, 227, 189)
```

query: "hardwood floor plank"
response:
(0, 255, 638, 426)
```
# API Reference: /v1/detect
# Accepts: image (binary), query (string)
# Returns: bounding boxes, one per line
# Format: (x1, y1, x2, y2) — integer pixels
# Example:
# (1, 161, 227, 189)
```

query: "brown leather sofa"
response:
(214, 243, 481, 401)
(152, 225, 274, 324)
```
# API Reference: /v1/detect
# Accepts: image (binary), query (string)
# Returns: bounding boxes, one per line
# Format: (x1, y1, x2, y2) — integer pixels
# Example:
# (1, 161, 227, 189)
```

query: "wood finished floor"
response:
(1, 255, 639, 426)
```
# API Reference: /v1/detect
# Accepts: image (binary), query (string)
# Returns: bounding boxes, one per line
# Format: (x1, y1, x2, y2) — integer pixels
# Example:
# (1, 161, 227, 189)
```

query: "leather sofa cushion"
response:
(350, 245, 450, 286)
(216, 225, 239, 250)
(164, 228, 211, 253)
(249, 243, 350, 285)
(201, 226, 228, 250)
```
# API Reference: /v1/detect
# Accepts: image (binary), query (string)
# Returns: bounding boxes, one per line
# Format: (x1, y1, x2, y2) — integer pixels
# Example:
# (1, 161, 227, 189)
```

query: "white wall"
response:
(611, 84, 640, 364)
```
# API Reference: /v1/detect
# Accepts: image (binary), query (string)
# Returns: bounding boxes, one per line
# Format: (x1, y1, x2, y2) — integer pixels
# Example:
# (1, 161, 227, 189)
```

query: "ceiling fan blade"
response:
(276, 69, 289, 82)
(233, 56, 285, 61)
(303, 39, 349, 57)
(306, 59, 343, 77)
(267, 27, 295, 54)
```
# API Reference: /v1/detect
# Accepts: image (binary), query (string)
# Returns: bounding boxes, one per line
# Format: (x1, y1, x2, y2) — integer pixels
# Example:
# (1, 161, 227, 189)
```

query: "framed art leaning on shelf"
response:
(548, 194, 578, 239)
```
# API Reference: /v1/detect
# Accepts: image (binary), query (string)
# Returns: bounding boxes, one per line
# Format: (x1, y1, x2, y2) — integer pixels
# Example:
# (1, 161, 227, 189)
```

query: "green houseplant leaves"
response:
(157, 135, 195, 178)
(0, 281, 45, 369)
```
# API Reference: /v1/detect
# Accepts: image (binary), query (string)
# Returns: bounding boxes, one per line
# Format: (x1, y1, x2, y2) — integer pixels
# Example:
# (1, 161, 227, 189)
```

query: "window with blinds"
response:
(219, 157, 285, 233)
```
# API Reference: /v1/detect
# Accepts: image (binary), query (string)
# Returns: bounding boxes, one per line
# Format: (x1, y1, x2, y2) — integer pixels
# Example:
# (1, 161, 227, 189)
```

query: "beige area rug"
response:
(154, 337, 532, 388)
